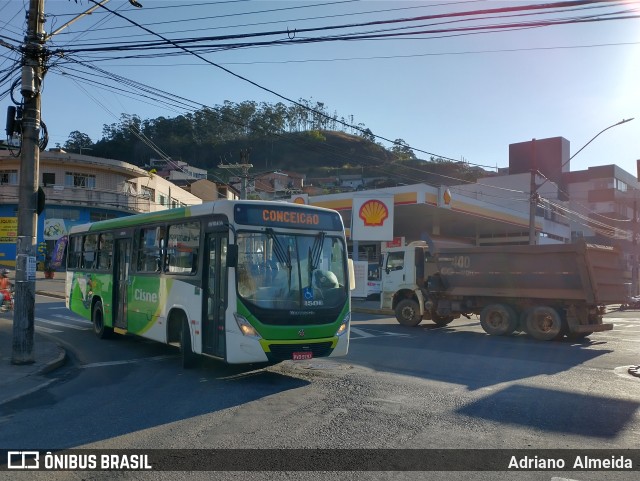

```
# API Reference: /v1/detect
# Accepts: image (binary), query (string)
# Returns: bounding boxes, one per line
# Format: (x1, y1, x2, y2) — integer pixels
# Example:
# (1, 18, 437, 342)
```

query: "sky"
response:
(1, 0, 639, 177)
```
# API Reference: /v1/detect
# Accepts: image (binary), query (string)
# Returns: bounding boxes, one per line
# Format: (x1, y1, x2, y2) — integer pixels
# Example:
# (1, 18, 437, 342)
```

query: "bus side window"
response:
(83, 234, 98, 269)
(166, 221, 199, 274)
(136, 226, 165, 273)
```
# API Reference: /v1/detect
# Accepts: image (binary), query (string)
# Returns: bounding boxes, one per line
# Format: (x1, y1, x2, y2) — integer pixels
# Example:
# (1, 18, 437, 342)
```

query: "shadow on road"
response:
(457, 385, 640, 438)
(348, 322, 613, 390)
(0, 344, 310, 449)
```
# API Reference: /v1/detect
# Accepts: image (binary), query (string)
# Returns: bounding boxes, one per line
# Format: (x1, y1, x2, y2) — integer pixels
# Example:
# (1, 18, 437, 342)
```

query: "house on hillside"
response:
(174, 178, 238, 202)
(146, 158, 237, 202)
(147, 158, 207, 181)
(230, 170, 305, 200)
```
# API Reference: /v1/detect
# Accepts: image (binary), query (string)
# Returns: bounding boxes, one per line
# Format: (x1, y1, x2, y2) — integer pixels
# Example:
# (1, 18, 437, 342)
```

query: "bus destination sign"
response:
(234, 204, 342, 231)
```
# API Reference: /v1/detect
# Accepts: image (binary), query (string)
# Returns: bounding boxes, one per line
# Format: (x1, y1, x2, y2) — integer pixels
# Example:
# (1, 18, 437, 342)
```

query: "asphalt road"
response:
(1, 297, 639, 481)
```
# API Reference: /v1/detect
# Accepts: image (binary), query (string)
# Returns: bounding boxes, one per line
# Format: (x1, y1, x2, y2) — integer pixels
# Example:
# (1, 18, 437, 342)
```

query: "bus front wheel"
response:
(180, 319, 198, 369)
(92, 300, 113, 339)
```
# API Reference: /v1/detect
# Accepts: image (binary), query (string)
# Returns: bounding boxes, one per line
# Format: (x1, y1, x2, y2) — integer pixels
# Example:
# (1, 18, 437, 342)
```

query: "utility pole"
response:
(633, 198, 638, 296)
(528, 139, 538, 245)
(13, 0, 46, 364)
(219, 149, 253, 200)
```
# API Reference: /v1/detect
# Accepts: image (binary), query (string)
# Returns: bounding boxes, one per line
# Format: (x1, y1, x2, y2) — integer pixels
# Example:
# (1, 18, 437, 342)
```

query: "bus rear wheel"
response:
(92, 300, 113, 339)
(180, 319, 198, 369)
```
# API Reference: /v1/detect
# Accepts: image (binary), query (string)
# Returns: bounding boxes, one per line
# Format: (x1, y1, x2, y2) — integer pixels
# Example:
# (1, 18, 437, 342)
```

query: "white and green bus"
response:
(66, 200, 352, 367)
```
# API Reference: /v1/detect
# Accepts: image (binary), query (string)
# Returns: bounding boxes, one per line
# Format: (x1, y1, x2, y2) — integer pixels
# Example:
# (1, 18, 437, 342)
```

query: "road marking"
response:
(350, 327, 411, 339)
(34, 325, 62, 334)
(80, 355, 176, 369)
(52, 314, 91, 325)
(35, 317, 90, 330)
(350, 327, 375, 338)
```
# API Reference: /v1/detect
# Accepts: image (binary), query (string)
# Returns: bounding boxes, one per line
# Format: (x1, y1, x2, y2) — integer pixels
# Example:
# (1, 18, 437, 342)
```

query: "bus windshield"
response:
(236, 230, 347, 310)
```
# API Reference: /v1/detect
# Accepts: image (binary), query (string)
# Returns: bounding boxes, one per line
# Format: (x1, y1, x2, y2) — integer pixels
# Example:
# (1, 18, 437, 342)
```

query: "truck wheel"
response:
(524, 306, 562, 341)
(395, 299, 422, 327)
(480, 304, 517, 336)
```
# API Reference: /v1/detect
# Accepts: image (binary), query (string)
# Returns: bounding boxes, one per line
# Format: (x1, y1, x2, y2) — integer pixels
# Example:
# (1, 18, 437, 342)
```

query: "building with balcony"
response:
(0, 149, 202, 267)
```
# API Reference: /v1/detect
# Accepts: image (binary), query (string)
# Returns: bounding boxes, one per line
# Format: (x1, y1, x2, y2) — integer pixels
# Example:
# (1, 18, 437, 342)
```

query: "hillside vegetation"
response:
(61, 101, 489, 187)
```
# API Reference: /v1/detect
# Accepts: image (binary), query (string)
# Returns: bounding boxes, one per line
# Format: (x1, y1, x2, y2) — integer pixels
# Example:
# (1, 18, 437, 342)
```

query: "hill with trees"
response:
(61, 99, 489, 188)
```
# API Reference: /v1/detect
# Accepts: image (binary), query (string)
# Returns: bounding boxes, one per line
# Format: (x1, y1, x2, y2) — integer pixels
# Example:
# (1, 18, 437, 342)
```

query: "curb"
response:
(35, 291, 65, 300)
(0, 347, 67, 408)
(38, 345, 67, 375)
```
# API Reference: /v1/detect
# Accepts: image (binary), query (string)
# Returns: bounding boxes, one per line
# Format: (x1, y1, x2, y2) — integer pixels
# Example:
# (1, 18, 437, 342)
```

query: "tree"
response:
(359, 127, 375, 143)
(391, 139, 416, 161)
(63, 131, 93, 152)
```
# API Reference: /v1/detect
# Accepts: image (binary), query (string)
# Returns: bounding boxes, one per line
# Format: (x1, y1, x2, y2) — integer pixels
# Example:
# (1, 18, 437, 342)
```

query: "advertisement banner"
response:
(44, 219, 67, 240)
(0, 217, 17, 244)
(50, 235, 68, 269)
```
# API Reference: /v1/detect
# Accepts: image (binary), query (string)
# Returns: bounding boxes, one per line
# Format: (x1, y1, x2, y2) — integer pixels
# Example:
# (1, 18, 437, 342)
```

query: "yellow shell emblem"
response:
(359, 199, 389, 226)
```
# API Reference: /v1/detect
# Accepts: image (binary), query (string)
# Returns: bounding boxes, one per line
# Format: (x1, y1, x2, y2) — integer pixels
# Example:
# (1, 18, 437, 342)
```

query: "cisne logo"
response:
(134, 289, 158, 303)
(359, 199, 389, 227)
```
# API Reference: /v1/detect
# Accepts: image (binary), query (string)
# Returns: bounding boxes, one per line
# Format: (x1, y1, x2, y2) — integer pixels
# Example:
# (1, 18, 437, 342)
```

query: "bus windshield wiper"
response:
(310, 232, 325, 271)
(307, 232, 325, 287)
(266, 228, 290, 269)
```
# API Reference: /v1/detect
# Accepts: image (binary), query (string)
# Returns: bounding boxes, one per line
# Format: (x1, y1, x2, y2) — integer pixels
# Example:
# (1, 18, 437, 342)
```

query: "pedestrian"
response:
(0, 269, 13, 311)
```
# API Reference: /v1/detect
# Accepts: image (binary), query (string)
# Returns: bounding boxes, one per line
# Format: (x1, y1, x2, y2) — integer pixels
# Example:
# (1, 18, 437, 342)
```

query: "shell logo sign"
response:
(438, 186, 452, 208)
(351, 194, 394, 241)
(359, 199, 389, 226)
(290, 193, 308, 205)
(443, 188, 452, 205)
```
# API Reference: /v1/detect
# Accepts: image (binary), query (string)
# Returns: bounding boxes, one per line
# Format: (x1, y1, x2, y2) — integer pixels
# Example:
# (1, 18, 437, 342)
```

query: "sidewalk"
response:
(0, 270, 67, 407)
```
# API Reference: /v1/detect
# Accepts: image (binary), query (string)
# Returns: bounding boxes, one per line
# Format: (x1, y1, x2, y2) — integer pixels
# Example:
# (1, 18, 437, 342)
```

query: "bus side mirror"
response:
(227, 244, 238, 268)
(348, 258, 356, 291)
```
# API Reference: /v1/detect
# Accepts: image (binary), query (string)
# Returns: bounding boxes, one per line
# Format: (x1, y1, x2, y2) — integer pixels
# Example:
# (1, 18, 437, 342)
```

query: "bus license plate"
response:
(293, 351, 312, 360)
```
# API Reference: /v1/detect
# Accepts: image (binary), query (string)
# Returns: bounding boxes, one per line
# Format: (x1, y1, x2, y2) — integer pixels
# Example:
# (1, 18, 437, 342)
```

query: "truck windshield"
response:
(236, 231, 347, 310)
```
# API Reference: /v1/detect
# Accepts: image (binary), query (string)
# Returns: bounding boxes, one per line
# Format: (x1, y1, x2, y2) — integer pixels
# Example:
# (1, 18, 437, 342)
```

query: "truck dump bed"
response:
(434, 241, 629, 305)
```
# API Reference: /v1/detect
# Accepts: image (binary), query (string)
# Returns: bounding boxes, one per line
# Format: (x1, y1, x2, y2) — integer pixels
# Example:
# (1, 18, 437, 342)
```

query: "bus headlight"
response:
(234, 313, 262, 339)
(335, 312, 350, 337)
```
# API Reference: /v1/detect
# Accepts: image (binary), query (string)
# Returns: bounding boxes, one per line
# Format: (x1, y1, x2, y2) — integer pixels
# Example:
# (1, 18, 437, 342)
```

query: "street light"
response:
(528, 118, 634, 244)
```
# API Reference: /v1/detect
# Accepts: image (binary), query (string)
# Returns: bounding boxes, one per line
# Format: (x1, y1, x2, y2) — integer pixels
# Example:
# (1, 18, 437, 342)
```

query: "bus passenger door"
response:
(202, 233, 227, 358)
(113, 238, 131, 330)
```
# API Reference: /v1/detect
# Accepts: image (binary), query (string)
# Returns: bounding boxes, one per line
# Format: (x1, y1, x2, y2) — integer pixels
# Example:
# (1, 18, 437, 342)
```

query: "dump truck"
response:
(380, 239, 629, 341)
